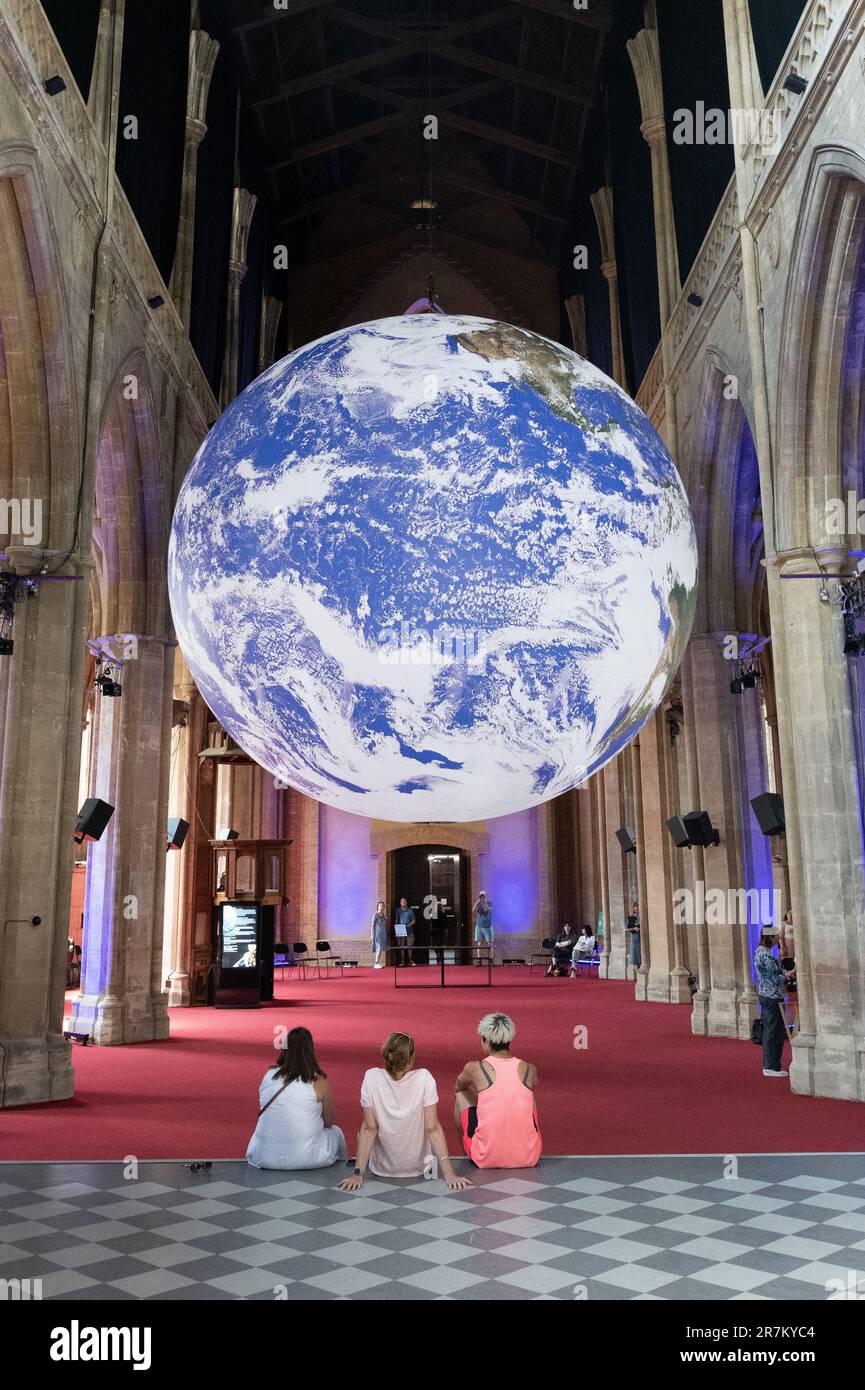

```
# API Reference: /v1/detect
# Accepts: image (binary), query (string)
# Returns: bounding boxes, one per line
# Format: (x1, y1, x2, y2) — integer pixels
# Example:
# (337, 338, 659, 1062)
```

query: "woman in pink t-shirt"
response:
(337, 1032, 472, 1192)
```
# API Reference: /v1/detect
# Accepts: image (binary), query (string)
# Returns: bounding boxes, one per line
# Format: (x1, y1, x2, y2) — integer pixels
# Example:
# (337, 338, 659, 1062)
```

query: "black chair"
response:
(530, 937, 556, 973)
(273, 942, 291, 982)
(286, 942, 313, 980)
(315, 940, 344, 978)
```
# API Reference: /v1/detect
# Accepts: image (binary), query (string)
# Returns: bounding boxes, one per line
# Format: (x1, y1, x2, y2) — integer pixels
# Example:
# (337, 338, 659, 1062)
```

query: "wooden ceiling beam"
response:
(253, 6, 518, 106)
(441, 113, 577, 167)
(329, 9, 592, 103)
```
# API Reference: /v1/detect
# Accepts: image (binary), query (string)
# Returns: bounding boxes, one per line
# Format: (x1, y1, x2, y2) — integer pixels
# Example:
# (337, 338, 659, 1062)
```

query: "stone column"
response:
(70, 635, 175, 1044)
(259, 294, 284, 373)
(169, 26, 219, 333)
(87, 0, 126, 150)
(590, 186, 628, 392)
(630, 738, 650, 997)
(577, 785, 598, 931)
(680, 653, 712, 1034)
(600, 763, 629, 979)
(289, 792, 319, 948)
(564, 293, 587, 359)
(0, 549, 90, 1104)
(681, 633, 754, 1037)
(535, 801, 556, 942)
(164, 668, 208, 1007)
(769, 551, 865, 1102)
(627, 26, 680, 326)
(220, 188, 257, 409)
(638, 712, 692, 1003)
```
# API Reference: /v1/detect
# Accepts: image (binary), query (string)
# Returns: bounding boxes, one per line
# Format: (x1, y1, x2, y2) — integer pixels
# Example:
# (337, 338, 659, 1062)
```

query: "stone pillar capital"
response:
(88, 633, 177, 670)
(770, 545, 858, 577)
(184, 116, 207, 149)
(188, 30, 220, 125)
(640, 114, 667, 147)
(627, 27, 665, 126)
(590, 185, 616, 263)
(230, 188, 257, 267)
(259, 294, 284, 372)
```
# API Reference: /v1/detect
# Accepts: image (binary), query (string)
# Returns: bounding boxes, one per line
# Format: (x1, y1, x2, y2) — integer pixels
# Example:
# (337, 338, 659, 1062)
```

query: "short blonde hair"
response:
(477, 1012, 516, 1048)
(382, 1031, 414, 1078)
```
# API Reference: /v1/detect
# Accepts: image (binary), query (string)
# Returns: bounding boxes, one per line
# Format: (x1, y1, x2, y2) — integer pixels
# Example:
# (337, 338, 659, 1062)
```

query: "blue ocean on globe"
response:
(168, 314, 698, 822)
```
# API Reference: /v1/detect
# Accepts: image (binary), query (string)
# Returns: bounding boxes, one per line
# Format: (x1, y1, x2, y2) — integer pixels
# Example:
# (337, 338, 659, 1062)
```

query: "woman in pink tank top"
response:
(454, 1012, 542, 1169)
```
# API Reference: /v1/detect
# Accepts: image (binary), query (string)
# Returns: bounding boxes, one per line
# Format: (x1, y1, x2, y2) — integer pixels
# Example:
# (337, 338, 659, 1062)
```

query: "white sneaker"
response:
(762, 1068, 789, 1077)
(373, 962, 383, 970)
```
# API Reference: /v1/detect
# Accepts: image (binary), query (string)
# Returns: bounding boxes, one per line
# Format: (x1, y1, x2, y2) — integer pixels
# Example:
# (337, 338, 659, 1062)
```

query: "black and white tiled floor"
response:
(1, 1154, 864, 1300)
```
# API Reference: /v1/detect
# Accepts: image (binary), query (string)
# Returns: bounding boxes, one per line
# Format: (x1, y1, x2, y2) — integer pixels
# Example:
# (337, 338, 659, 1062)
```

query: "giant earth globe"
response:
(168, 314, 698, 822)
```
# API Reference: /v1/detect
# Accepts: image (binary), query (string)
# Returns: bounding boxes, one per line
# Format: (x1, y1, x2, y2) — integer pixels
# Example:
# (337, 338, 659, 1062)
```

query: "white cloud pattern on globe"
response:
(168, 315, 698, 822)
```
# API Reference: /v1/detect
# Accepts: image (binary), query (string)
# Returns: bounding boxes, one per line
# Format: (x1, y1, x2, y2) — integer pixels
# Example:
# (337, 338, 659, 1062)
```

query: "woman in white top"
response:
(569, 925, 596, 976)
(247, 1027, 347, 1170)
(338, 1032, 471, 1192)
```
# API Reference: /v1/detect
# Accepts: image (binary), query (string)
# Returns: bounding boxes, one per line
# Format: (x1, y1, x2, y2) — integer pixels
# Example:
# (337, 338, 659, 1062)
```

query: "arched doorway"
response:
(390, 842, 470, 963)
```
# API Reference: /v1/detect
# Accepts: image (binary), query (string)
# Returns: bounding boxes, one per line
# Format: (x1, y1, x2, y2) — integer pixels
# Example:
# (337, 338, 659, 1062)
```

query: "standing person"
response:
(625, 901, 641, 973)
(780, 908, 797, 1029)
(337, 1032, 471, 1191)
(754, 925, 793, 1077)
(370, 900, 388, 970)
(394, 896, 416, 965)
(454, 1012, 541, 1169)
(473, 891, 494, 964)
(246, 1027, 347, 1171)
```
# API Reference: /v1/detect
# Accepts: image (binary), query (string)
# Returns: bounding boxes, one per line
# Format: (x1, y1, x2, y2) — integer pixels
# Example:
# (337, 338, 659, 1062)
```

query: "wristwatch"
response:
(353, 1167, 362, 1177)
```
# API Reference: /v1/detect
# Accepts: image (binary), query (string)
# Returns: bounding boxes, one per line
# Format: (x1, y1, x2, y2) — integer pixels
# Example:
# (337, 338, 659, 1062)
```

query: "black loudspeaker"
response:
(751, 792, 785, 837)
(616, 827, 637, 854)
(74, 798, 115, 844)
(167, 817, 190, 851)
(666, 815, 691, 848)
(684, 810, 720, 848)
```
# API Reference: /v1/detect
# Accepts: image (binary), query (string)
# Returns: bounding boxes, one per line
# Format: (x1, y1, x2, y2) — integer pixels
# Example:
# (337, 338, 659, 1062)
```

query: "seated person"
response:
(569, 925, 596, 975)
(547, 924, 574, 976)
(246, 1027, 347, 1170)
(454, 1012, 541, 1169)
(338, 1032, 471, 1191)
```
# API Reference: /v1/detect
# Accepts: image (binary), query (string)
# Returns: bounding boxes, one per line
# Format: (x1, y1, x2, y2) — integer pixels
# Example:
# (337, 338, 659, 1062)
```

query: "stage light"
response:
(687, 293, 703, 307)
(95, 658, 122, 697)
(729, 676, 743, 694)
(43, 75, 66, 96)
(783, 73, 808, 95)
(147, 294, 165, 310)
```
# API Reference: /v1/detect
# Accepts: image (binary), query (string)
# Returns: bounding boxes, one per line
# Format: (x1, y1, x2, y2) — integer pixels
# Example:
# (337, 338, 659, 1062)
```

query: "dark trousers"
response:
(759, 995, 787, 1071)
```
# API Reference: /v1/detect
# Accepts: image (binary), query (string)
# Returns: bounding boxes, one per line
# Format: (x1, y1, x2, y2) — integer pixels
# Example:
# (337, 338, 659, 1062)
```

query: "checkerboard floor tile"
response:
(1, 1154, 863, 1301)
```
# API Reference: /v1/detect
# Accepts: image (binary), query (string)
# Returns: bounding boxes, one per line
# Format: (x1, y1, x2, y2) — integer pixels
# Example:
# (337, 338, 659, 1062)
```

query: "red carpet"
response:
(6, 970, 862, 1160)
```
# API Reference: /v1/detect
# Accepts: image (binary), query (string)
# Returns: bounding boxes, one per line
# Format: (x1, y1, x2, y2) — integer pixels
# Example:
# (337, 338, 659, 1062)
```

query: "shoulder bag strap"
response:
(258, 1078, 293, 1119)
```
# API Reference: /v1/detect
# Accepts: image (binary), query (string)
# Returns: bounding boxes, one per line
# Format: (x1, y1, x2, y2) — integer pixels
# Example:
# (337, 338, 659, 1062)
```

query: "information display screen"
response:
(219, 903, 259, 971)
